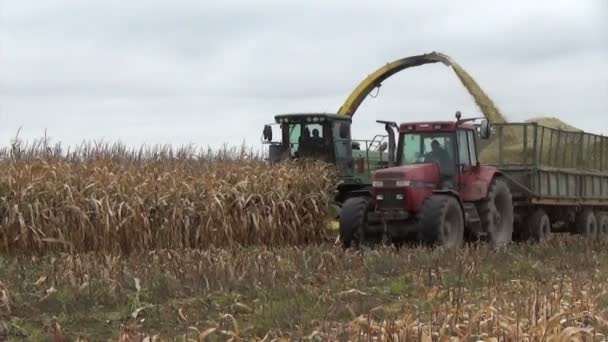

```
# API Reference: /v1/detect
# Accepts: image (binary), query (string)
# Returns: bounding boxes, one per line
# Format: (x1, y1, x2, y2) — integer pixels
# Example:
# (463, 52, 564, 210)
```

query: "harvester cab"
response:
(262, 113, 352, 167)
(262, 113, 394, 202)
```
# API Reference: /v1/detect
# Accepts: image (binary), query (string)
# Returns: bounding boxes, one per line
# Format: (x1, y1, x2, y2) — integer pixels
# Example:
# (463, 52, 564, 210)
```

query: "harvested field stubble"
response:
(2, 238, 608, 340)
(0, 141, 336, 254)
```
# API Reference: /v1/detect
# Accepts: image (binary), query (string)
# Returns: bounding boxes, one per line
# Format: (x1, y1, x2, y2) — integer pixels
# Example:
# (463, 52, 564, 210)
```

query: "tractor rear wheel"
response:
(598, 214, 608, 240)
(477, 178, 514, 246)
(524, 209, 551, 242)
(576, 209, 598, 239)
(339, 197, 371, 248)
(418, 195, 464, 248)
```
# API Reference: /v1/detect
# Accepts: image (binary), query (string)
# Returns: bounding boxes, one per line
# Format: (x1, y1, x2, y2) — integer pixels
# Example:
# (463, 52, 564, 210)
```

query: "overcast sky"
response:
(1, 0, 607, 151)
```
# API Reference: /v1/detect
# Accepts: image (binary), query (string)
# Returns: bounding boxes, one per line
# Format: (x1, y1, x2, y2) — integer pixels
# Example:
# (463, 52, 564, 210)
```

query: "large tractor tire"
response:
(418, 195, 464, 248)
(339, 197, 371, 248)
(477, 178, 514, 246)
(598, 214, 608, 240)
(524, 208, 552, 243)
(576, 209, 598, 239)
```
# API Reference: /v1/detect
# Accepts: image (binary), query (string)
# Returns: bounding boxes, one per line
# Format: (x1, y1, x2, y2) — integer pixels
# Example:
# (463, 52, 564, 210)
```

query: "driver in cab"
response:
(425, 140, 450, 171)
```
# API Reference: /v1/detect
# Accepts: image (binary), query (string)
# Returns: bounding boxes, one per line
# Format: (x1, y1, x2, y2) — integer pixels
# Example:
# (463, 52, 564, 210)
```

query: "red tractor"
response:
(339, 112, 514, 247)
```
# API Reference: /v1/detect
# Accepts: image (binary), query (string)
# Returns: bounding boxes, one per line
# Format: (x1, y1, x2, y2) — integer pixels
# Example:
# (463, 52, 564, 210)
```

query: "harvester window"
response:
(288, 124, 302, 156)
(333, 121, 351, 160)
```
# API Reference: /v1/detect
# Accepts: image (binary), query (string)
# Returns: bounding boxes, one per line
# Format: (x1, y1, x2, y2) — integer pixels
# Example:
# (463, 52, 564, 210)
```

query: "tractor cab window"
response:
(456, 129, 479, 167)
(399, 132, 456, 177)
(457, 130, 471, 166)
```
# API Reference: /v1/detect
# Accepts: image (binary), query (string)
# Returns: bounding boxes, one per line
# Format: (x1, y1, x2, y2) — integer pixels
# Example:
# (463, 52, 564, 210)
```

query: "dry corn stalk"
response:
(0, 144, 336, 254)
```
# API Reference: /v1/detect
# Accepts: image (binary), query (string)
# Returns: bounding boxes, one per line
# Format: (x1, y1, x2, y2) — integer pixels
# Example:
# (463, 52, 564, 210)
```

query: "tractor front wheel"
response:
(477, 178, 514, 246)
(418, 195, 464, 248)
(339, 197, 371, 248)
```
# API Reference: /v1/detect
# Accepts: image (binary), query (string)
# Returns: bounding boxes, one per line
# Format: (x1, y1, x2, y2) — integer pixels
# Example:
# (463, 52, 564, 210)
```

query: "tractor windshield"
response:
(398, 132, 456, 176)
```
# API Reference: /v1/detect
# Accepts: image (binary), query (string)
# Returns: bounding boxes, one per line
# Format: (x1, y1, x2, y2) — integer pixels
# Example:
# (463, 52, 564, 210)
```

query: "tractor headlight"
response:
(396, 180, 410, 187)
(376, 194, 384, 200)
(372, 181, 383, 187)
(312, 117, 319, 122)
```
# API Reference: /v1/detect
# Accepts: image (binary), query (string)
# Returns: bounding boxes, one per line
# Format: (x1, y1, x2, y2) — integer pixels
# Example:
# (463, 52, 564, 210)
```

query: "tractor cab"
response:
(396, 117, 490, 189)
(375, 112, 492, 193)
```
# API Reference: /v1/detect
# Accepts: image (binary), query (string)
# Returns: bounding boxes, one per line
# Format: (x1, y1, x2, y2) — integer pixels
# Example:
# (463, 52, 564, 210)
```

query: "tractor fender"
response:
(476, 166, 503, 198)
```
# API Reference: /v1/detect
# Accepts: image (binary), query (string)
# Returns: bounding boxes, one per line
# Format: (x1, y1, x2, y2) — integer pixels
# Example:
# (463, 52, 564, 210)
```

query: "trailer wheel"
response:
(339, 197, 371, 248)
(599, 214, 608, 240)
(576, 209, 597, 239)
(524, 209, 552, 242)
(418, 195, 464, 247)
(477, 178, 514, 246)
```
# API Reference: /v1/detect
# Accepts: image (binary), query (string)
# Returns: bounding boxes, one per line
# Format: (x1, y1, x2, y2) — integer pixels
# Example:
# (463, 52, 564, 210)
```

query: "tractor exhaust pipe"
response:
(376, 120, 398, 167)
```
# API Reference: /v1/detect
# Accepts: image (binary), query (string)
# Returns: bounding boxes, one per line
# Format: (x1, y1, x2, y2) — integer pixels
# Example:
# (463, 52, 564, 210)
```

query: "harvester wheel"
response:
(576, 209, 598, 239)
(524, 209, 551, 243)
(339, 197, 371, 248)
(418, 195, 464, 247)
(598, 214, 608, 240)
(477, 178, 514, 246)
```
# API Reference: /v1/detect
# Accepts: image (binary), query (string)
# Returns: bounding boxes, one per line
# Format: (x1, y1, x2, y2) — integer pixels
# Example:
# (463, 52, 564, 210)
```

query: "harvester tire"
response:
(339, 197, 371, 248)
(477, 178, 514, 246)
(524, 209, 551, 243)
(418, 195, 464, 247)
(598, 214, 608, 240)
(576, 209, 598, 239)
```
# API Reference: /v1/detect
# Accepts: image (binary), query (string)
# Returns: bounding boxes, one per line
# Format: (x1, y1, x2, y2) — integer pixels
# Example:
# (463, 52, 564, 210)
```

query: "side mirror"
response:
(263, 125, 273, 142)
(339, 122, 349, 139)
(479, 119, 491, 139)
(351, 142, 361, 150)
(378, 142, 388, 152)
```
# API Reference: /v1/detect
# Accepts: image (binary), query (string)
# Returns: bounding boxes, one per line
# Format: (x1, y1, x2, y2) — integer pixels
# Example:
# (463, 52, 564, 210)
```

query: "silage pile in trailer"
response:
(446, 56, 608, 170)
(478, 116, 592, 167)
(0, 142, 336, 254)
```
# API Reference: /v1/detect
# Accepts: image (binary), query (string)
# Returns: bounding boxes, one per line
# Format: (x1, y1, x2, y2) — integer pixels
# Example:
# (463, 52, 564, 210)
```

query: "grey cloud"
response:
(0, 0, 606, 149)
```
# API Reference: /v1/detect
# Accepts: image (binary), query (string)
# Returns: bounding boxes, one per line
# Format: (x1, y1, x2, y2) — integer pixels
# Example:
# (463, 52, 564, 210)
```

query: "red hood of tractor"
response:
(373, 163, 440, 184)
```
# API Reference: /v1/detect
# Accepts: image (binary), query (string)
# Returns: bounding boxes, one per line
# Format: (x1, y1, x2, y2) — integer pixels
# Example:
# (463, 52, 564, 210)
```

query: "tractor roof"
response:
(399, 121, 476, 133)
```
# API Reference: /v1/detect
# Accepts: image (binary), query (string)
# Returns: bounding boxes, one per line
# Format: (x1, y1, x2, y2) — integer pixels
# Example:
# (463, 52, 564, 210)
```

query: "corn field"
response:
(0, 138, 336, 254)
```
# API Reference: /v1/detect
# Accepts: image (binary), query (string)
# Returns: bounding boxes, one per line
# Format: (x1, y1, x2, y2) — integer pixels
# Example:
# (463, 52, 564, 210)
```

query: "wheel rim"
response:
(590, 220, 598, 238)
(443, 222, 452, 239)
(441, 201, 463, 247)
(491, 190, 512, 243)
(600, 218, 608, 240)
(540, 216, 551, 241)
